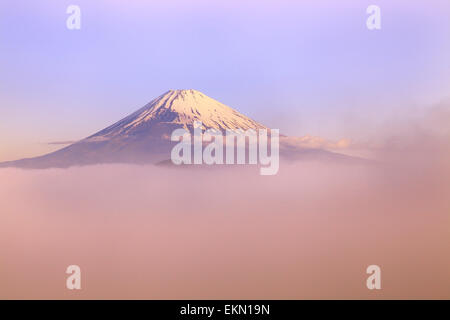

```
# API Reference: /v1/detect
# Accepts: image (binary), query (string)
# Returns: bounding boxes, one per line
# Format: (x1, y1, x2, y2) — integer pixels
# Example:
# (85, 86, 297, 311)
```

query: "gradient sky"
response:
(1, 0, 449, 161)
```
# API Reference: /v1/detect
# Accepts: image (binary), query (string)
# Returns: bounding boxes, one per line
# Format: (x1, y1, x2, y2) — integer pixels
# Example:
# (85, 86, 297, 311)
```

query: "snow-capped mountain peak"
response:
(92, 89, 267, 140)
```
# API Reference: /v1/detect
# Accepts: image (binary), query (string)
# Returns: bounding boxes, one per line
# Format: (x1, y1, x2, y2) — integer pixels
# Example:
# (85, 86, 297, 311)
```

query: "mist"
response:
(1, 129, 449, 299)
(0, 102, 449, 299)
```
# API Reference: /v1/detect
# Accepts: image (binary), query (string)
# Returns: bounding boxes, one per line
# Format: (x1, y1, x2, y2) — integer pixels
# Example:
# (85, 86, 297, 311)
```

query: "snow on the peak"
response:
(128, 89, 266, 130)
(90, 89, 267, 139)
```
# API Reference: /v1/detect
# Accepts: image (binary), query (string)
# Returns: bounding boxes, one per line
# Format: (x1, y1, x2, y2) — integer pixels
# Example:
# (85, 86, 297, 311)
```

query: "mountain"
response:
(98, 89, 267, 134)
(0, 89, 361, 169)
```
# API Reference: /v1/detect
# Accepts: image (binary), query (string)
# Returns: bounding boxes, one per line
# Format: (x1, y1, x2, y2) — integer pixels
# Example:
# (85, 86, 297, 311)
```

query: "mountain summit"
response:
(92, 89, 267, 137)
(0, 90, 360, 169)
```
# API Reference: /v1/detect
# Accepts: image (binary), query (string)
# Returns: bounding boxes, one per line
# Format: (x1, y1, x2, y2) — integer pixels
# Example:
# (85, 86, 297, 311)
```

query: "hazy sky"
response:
(1, 0, 449, 161)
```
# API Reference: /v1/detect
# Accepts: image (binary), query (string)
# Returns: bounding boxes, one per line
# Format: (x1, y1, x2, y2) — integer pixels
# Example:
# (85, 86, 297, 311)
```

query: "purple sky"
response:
(0, 0, 449, 161)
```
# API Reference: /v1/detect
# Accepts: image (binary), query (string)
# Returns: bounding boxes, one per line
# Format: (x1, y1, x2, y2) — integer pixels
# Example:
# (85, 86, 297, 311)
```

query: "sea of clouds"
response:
(0, 104, 449, 299)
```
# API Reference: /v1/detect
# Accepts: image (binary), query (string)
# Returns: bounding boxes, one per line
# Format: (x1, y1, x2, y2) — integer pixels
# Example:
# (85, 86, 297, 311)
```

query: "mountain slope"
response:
(91, 89, 267, 140)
